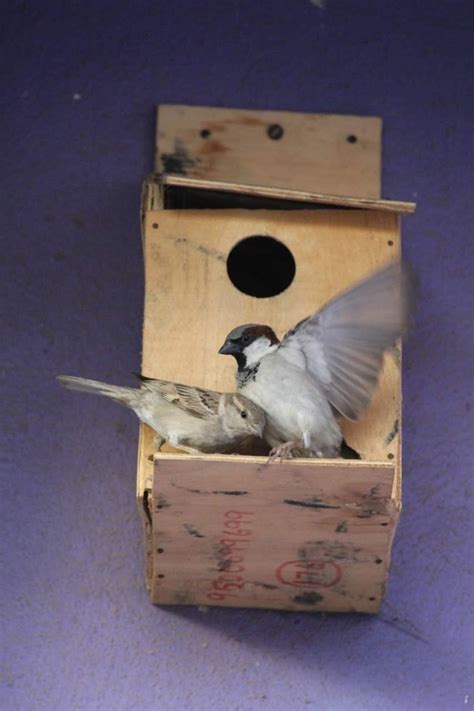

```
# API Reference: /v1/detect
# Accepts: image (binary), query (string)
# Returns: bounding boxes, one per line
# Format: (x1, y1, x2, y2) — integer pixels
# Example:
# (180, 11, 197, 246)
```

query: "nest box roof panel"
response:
(156, 104, 383, 199)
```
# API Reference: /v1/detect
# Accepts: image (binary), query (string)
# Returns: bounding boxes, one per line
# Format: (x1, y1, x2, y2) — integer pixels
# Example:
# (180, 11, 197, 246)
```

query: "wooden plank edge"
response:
(391, 347, 403, 509)
(157, 103, 383, 123)
(152, 451, 395, 469)
(161, 174, 416, 214)
(136, 426, 152, 500)
(150, 596, 384, 614)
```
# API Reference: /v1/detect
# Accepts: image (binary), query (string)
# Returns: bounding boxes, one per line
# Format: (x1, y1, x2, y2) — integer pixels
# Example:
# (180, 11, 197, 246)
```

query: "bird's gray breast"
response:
(237, 362, 260, 388)
(238, 352, 342, 453)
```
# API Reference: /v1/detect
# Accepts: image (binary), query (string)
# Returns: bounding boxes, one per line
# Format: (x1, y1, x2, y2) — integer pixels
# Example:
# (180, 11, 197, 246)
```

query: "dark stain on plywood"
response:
(198, 139, 229, 156)
(161, 139, 197, 175)
(183, 524, 205, 539)
(211, 490, 248, 496)
(217, 559, 233, 572)
(252, 582, 278, 590)
(170, 483, 247, 496)
(196, 138, 231, 175)
(284, 498, 340, 510)
(293, 591, 324, 605)
(142, 490, 152, 525)
(167, 234, 226, 262)
(155, 494, 170, 511)
(170, 483, 203, 495)
(356, 485, 394, 519)
(385, 418, 399, 445)
(299, 541, 365, 563)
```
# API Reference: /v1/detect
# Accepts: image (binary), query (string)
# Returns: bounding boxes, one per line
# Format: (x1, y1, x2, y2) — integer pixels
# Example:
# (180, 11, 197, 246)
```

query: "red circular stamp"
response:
(276, 559, 342, 588)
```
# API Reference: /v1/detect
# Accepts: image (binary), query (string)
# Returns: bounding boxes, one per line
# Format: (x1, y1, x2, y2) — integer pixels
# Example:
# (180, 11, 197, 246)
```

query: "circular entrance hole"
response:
(226, 235, 296, 298)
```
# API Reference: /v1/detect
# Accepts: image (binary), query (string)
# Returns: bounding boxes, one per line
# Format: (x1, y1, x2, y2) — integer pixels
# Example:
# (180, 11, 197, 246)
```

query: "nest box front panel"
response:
(148, 455, 396, 613)
(142, 208, 400, 462)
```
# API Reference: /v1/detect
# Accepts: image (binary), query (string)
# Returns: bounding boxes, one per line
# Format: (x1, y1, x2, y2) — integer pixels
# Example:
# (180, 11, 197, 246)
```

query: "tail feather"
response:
(57, 375, 137, 406)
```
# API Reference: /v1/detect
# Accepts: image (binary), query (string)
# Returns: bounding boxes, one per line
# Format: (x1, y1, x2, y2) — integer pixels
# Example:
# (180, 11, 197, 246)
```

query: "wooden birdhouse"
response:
(136, 105, 415, 613)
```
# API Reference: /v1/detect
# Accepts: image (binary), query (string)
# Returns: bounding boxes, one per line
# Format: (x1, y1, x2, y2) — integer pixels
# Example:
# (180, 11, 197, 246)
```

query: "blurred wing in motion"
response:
(280, 261, 415, 420)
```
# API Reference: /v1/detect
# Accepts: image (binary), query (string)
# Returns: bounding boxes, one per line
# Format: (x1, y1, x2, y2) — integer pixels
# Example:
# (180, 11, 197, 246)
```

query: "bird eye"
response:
(242, 334, 251, 344)
(241, 411, 248, 419)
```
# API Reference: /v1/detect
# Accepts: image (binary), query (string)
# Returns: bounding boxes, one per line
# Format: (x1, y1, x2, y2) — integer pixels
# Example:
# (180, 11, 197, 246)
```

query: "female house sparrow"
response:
(57, 374, 266, 454)
(219, 261, 414, 459)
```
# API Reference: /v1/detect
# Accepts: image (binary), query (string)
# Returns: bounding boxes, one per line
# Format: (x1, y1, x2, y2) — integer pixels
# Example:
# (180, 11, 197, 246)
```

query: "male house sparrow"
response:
(57, 374, 266, 454)
(219, 261, 413, 459)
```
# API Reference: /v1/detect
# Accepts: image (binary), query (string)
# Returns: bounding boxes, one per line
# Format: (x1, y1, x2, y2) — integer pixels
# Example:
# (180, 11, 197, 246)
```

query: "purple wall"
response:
(2, 1, 473, 709)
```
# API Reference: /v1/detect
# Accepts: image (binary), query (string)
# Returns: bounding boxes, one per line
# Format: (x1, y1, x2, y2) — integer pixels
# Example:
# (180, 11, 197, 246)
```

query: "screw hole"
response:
(387, 453, 394, 460)
(387, 240, 394, 246)
(200, 129, 211, 139)
(346, 134, 358, 143)
(157, 548, 164, 554)
(380, 523, 389, 527)
(369, 597, 376, 601)
(227, 235, 295, 298)
(152, 223, 159, 229)
(157, 574, 165, 579)
(267, 124, 284, 140)
(375, 558, 383, 565)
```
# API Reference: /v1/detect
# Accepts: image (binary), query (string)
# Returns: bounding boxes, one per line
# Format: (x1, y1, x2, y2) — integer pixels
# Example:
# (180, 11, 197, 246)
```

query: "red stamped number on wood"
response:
(206, 510, 255, 602)
(276, 560, 342, 588)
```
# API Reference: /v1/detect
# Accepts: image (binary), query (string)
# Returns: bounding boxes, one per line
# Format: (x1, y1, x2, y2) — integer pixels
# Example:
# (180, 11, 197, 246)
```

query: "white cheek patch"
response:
(244, 337, 278, 365)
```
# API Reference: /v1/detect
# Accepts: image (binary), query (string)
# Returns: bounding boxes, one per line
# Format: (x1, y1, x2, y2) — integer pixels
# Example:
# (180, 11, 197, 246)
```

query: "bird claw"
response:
(267, 441, 298, 463)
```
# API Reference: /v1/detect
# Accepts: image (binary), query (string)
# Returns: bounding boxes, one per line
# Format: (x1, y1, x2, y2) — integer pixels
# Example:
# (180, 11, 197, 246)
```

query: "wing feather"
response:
(139, 376, 221, 419)
(280, 261, 415, 420)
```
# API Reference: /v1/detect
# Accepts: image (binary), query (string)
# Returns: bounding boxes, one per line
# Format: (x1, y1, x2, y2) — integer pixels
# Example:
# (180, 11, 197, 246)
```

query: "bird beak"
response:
(218, 340, 238, 356)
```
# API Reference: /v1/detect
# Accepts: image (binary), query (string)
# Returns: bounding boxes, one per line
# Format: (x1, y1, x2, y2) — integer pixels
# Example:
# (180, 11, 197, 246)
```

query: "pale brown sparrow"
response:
(57, 374, 266, 454)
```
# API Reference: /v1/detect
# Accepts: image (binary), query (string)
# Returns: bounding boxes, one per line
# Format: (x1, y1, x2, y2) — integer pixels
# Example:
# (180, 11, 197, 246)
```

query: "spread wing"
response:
(138, 376, 222, 419)
(280, 261, 415, 421)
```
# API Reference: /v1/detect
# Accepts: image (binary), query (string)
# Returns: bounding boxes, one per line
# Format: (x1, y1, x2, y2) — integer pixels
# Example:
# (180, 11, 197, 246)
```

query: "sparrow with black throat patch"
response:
(218, 261, 414, 460)
(57, 374, 266, 455)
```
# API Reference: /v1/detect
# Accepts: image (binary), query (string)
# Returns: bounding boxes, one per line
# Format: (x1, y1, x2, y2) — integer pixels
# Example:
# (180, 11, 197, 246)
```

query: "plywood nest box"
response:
(137, 105, 416, 613)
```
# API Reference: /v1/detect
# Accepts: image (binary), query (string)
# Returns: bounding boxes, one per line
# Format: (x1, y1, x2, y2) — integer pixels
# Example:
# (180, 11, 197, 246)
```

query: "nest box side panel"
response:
(141, 209, 401, 463)
(156, 105, 382, 198)
(148, 455, 397, 613)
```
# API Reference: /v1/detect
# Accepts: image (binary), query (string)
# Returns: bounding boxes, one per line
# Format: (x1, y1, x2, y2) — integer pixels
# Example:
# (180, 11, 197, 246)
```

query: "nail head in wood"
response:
(267, 124, 284, 140)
